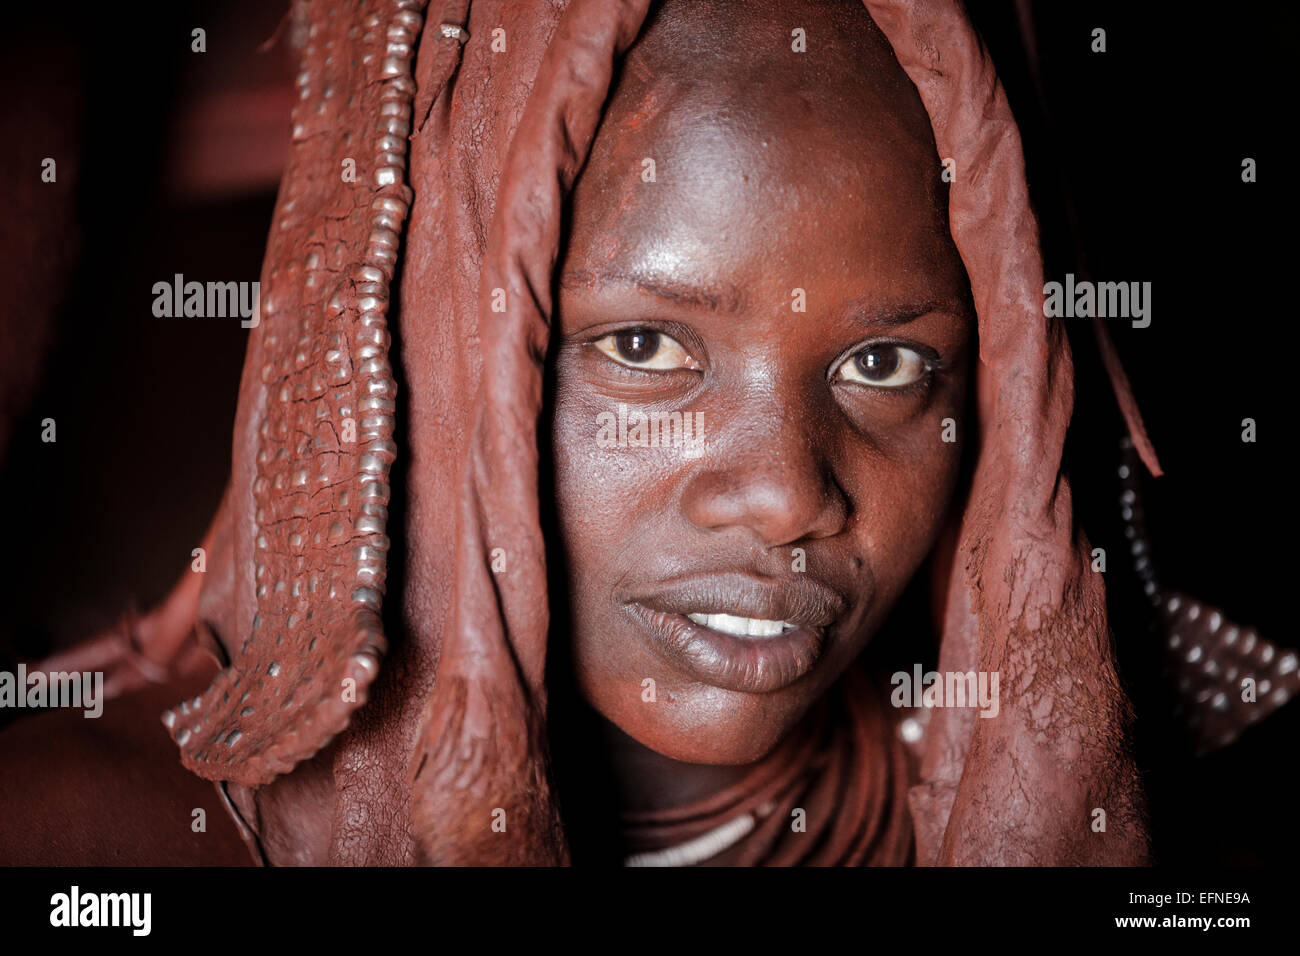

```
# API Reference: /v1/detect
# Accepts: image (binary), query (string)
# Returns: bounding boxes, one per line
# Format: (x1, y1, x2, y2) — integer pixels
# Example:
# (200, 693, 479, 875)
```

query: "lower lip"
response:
(626, 603, 826, 694)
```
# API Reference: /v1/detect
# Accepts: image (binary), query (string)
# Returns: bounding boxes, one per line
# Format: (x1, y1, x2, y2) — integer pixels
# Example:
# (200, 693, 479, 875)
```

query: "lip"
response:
(624, 573, 847, 694)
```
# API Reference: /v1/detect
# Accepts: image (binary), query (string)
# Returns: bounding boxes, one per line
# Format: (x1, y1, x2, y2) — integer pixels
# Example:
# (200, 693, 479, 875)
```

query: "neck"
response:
(597, 715, 757, 815)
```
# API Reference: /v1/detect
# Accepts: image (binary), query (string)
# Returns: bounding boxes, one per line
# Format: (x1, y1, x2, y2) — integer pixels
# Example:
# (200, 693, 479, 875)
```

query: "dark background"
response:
(0, 1, 1293, 864)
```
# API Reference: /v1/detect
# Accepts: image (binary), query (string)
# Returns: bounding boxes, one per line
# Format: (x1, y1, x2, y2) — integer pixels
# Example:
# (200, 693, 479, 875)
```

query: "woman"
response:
(390, 0, 1144, 866)
(4, 0, 1287, 866)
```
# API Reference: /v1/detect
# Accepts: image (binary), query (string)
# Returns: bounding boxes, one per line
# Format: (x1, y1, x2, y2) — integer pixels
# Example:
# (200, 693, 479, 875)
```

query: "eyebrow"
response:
(559, 269, 744, 314)
(841, 297, 969, 329)
(559, 268, 966, 328)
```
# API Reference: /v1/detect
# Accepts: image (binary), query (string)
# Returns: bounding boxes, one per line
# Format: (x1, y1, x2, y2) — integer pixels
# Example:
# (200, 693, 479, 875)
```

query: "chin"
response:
(575, 663, 816, 766)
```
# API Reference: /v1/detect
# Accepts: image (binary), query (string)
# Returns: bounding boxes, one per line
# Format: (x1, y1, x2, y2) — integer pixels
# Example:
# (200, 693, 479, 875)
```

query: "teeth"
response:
(686, 612, 792, 637)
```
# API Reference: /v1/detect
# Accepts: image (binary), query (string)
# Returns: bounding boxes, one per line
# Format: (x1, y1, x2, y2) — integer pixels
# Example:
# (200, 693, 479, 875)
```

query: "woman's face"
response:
(551, 0, 972, 764)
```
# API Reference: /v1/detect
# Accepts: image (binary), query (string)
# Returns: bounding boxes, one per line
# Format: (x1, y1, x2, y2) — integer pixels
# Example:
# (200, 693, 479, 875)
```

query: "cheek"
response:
(549, 387, 675, 668)
(549, 395, 670, 738)
(841, 397, 967, 626)
(551, 387, 748, 745)
(551, 391, 669, 572)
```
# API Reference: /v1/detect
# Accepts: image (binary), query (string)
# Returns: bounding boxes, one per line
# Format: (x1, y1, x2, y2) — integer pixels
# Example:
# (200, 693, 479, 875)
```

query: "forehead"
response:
(562, 0, 955, 297)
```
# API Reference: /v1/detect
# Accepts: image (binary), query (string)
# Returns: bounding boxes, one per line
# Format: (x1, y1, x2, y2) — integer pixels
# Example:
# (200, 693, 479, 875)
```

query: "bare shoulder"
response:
(0, 669, 253, 865)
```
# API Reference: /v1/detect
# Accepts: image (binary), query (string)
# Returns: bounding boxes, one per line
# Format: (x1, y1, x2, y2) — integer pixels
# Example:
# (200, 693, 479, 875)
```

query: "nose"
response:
(679, 400, 849, 549)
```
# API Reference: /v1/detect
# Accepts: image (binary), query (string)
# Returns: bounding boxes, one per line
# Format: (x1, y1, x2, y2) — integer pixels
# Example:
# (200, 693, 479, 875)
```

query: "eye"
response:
(834, 344, 930, 389)
(593, 329, 699, 371)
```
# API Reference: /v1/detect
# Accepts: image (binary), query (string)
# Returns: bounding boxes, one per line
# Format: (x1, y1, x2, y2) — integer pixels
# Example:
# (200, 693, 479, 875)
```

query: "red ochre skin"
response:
(0, 664, 250, 865)
(552, 0, 972, 809)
